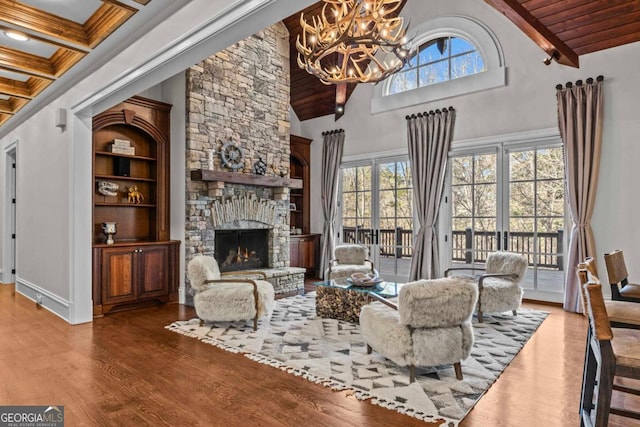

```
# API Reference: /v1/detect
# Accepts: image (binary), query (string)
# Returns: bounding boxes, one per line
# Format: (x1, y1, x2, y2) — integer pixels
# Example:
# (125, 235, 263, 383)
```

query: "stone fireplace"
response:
(183, 22, 303, 302)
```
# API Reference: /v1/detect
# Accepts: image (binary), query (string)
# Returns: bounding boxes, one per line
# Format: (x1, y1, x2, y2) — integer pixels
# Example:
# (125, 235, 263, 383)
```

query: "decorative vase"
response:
(102, 221, 117, 245)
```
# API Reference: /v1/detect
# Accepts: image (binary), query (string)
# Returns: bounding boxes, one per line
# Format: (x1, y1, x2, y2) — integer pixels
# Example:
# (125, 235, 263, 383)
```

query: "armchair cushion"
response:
(486, 251, 528, 279)
(359, 302, 412, 366)
(399, 277, 477, 328)
(187, 255, 221, 292)
(480, 277, 524, 314)
(412, 324, 474, 367)
(194, 281, 274, 322)
(334, 244, 369, 264)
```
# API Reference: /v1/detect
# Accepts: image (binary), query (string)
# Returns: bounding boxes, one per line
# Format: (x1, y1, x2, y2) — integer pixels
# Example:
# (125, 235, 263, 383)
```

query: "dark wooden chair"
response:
(578, 258, 640, 329)
(604, 250, 640, 303)
(578, 269, 640, 427)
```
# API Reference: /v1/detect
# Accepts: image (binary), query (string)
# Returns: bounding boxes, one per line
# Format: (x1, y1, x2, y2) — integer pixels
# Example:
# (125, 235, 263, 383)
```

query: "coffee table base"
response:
(315, 286, 374, 323)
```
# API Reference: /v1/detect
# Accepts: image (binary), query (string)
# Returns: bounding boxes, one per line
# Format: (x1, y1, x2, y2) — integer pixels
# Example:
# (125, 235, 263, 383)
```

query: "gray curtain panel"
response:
(320, 130, 345, 279)
(407, 107, 456, 280)
(556, 77, 604, 313)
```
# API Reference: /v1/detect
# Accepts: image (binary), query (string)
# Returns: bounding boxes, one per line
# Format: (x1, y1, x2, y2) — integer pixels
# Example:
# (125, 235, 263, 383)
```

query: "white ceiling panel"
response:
(17, 0, 102, 24)
(0, 31, 57, 57)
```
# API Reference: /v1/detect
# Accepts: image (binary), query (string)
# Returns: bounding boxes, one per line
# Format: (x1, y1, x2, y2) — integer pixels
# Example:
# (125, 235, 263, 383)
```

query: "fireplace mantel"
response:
(191, 170, 303, 189)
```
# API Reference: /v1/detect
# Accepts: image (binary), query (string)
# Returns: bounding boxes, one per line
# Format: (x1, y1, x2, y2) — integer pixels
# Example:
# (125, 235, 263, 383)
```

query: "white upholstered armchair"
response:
(359, 277, 478, 382)
(445, 251, 528, 323)
(326, 244, 377, 282)
(187, 255, 275, 331)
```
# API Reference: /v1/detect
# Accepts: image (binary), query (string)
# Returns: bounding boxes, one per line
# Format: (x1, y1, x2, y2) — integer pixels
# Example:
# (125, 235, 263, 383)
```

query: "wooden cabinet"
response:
(92, 96, 180, 315)
(93, 242, 179, 314)
(290, 234, 320, 278)
(290, 135, 312, 234)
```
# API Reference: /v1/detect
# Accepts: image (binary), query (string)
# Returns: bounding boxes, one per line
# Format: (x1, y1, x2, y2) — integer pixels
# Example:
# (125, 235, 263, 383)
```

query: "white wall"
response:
(0, 0, 315, 322)
(300, 0, 640, 281)
(138, 73, 188, 302)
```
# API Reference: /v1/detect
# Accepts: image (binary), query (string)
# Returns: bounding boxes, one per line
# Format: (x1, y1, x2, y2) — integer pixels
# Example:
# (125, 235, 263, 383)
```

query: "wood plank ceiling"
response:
(485, 0, 640, 67)
(0, 0, 151, 127)
(287, 0, 640, 122)
(282, 3, 357, 122)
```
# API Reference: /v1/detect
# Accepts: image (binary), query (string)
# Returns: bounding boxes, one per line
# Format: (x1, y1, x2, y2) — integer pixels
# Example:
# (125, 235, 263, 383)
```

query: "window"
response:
(441, 128, 567, 303)
(339, 157, 414, 283)
(388, 36, 485, 95)
(371, 16, 506, 114)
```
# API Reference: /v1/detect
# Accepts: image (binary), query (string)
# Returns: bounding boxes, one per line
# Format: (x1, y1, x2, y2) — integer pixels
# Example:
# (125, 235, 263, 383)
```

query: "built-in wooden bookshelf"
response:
(92, 96, 179, 316)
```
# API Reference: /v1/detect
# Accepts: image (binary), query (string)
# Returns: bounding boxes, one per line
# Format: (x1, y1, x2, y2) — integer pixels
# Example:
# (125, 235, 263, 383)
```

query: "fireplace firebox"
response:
(214, 229, 269, 272)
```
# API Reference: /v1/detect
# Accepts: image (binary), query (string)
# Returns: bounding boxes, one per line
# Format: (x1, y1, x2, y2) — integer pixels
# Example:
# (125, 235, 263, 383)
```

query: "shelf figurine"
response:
(102, 222, 117, 245)
(127, 185, 144, 204)
(97, 180, 119, 196)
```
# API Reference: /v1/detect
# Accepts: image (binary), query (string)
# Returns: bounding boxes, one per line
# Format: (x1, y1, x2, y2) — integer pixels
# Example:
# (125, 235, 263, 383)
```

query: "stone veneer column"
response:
(184, 23, 291, 301)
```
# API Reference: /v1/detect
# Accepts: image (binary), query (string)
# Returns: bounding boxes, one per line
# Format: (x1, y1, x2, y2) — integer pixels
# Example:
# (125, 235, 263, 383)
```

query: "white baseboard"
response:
(16, 277, 70, 322)
(0, 268, 4, 283)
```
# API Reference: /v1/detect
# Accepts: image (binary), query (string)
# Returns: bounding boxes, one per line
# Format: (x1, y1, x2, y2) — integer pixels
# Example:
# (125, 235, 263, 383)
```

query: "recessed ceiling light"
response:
(4, 31, 29, 42)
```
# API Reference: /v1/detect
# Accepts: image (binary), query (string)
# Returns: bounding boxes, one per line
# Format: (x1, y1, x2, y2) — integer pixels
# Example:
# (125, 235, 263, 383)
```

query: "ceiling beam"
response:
(50, 50, 86, 78)
(87, 2, 138, 48)
(484, 0, 579, 67)
(0, 99, 13, 114)
(0, 0, 89, 47)
(0, 97, 26, 114)
(0, 46, 55, 78)
(0, 76, 31, 98)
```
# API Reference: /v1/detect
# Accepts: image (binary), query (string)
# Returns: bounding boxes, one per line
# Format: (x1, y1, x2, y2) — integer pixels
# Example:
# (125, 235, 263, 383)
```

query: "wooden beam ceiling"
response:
(485, 0, 579, 67)
(485, 0, 640, 67)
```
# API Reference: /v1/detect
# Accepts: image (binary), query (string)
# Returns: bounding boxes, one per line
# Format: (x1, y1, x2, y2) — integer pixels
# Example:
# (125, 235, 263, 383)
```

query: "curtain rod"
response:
(406, 106, 455, 120)
(556, 75, 604, 90)
(321, 129, 344, 136)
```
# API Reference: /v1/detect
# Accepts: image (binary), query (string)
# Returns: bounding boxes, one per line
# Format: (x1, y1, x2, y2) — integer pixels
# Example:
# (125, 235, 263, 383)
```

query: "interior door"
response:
(447, 143, 565, 301)
(340, 158, 413, 283)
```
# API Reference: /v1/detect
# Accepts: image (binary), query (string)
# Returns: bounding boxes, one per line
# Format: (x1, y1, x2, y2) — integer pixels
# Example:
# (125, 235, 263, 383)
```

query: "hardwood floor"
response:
(1, 283, 639, 426)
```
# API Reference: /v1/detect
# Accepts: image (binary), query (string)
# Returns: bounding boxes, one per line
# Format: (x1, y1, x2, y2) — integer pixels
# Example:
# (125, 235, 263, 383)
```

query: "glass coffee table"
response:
(314, 280, 399, 323)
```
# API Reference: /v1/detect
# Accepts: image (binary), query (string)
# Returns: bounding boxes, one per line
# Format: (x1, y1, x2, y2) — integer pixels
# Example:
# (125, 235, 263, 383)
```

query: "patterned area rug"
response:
(166, 293, 547, 426)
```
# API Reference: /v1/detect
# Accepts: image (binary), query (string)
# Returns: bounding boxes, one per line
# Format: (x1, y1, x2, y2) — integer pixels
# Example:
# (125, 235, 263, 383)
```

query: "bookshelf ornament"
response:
(127, 185, 144, 204)
(102, 222, 117, 245)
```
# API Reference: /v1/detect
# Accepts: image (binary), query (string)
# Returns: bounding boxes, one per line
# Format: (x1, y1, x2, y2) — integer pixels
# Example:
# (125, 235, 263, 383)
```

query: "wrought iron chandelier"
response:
(296, 0, 412, 85)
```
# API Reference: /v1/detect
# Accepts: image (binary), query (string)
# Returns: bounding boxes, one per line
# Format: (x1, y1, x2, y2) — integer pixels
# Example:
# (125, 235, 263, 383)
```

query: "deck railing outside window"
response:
(343, 226, 563, 270)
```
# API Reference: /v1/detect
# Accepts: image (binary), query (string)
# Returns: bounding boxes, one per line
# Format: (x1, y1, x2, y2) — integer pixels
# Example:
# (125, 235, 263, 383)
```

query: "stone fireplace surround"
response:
(186, 189, 305, 302)
(184, 22, 301, 304)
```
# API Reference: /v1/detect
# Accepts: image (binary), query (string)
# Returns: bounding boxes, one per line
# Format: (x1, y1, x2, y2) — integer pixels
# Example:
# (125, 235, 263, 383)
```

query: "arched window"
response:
(388, 36, 485, 95)
(371, 16, 506, 114)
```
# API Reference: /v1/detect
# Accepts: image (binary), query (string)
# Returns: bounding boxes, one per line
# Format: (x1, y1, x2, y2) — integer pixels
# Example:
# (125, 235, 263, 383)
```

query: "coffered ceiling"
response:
(0, 0, 152, 127)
